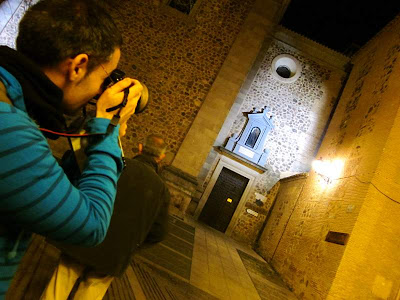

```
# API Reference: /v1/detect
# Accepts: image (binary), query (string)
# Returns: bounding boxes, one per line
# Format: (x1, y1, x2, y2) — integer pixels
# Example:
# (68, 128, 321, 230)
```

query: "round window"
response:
(271, 54, 302, 83)
(276, 66, 291, 78)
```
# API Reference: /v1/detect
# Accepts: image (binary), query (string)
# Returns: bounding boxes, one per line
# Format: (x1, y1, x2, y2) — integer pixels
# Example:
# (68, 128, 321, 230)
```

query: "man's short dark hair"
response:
(16, 0, 123, 73)
(142, 134, 167, 158)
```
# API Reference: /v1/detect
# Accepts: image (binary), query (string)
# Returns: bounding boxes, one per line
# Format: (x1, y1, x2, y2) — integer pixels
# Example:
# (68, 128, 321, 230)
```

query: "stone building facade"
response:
(0, 0, 347, 246)
(2, 1, 399, 298)
(256, 15, 400, 300)
(193, 27, 349, 246)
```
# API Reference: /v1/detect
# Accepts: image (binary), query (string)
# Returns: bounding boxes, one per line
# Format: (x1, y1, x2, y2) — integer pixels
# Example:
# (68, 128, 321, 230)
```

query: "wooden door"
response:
(199, 167, 249, 232)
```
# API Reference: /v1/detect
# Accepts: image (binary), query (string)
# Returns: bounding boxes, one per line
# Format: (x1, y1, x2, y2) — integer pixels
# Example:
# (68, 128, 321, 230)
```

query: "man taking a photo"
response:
(0, 0, 141, 297)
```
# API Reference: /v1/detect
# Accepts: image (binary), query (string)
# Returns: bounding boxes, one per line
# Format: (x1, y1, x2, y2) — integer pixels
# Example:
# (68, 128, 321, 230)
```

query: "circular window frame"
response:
(271, 54, 302, 83)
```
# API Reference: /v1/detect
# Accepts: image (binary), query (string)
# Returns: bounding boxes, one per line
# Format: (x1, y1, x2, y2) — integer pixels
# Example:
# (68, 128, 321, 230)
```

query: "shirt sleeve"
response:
(0, 105, 123, 246)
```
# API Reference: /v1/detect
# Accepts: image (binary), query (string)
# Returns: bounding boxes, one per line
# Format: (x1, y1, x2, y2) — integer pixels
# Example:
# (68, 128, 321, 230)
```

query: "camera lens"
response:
(135, 82, 149, 114)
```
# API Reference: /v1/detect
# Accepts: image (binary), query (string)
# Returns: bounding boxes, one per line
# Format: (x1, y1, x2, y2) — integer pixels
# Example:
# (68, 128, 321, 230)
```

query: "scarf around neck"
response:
(0, 46, 65, 136)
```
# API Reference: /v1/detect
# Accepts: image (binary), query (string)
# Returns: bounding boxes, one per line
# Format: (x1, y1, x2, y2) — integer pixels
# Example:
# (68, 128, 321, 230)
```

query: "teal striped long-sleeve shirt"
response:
(0, 67, 123, 298)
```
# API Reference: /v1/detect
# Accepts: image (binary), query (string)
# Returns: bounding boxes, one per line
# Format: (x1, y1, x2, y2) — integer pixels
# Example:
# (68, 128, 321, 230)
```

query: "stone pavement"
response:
(7, 215, 296, 300)
(108, 215, 297, 300)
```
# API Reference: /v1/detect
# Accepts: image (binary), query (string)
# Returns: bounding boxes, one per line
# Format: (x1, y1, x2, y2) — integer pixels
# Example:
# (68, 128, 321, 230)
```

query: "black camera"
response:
(100, 69, 149, 114)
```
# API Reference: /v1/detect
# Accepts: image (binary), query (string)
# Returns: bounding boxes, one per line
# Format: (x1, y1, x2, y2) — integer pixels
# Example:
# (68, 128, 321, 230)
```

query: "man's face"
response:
(62, 48, 121, 115)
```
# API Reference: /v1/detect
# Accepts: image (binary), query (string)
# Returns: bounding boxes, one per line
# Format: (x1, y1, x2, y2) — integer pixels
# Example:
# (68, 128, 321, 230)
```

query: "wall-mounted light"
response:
(254, 192, 266, 206)
(312, 158, 344, 184)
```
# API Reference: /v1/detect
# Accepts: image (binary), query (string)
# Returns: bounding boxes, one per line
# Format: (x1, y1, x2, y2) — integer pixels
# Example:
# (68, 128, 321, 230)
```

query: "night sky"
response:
(280, 0, 400, 55)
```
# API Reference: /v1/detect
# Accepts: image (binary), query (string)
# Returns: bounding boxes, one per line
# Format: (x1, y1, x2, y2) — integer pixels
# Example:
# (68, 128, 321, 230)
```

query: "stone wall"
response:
(255, 15, 400, 300)
(198, 27, 349, 193)
(228, 39, 341, 174)
(113, 0, 256, 159)
(200, 26, 350, 183)
(327, 15, 400, 300)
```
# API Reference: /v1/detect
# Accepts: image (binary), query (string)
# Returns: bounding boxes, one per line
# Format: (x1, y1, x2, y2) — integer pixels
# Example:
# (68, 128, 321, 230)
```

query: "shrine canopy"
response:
(225, 107, 274, 167)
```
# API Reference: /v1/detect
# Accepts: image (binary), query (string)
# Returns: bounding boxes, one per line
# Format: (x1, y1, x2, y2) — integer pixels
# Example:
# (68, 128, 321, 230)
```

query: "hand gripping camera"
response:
(101, 69, 149, 114)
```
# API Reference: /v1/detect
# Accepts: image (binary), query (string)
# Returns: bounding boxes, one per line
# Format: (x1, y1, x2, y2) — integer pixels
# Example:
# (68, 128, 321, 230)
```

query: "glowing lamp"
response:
(312, 158, 344, 184)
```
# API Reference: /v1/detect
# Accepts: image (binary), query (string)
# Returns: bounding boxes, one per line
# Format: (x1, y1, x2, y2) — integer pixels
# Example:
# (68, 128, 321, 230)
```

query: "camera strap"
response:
(105, 88, 129, 112)
(107, 88, 129, 134)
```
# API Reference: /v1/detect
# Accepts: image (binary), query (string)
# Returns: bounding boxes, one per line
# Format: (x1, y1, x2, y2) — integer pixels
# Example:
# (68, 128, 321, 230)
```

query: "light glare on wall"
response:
(312, 158, 344, 183)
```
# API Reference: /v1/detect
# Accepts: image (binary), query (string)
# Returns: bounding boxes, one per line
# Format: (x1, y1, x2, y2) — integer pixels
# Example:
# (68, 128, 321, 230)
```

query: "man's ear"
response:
(67, 54, 89, 82)
(138, 143, 143, 154)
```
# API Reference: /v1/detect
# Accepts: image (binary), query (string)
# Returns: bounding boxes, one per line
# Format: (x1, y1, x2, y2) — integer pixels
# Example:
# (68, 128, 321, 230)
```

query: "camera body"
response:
(102, 69, 126, 89)
(101, 69, 149, 114)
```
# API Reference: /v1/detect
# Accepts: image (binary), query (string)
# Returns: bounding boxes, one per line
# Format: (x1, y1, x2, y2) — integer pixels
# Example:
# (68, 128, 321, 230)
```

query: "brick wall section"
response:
(328, 15, 400, 300)
(256, 174, 307, 263)
(264, 174, 369, 299)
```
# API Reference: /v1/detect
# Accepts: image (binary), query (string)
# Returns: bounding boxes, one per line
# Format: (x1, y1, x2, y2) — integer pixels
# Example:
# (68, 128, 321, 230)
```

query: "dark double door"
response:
(199, 167, 249, 232)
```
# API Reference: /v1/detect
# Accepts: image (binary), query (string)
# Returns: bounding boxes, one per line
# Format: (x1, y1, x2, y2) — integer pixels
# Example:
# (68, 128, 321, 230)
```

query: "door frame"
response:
(194, 155, 259, 235)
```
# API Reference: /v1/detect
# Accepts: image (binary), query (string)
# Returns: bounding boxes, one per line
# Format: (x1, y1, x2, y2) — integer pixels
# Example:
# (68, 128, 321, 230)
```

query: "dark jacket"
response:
(53, 155, 170, 277)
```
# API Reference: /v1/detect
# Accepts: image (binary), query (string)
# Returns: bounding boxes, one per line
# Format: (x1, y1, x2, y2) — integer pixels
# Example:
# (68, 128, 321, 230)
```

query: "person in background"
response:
(42, 134, 170, 300)
(0, 0, 142, 298)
